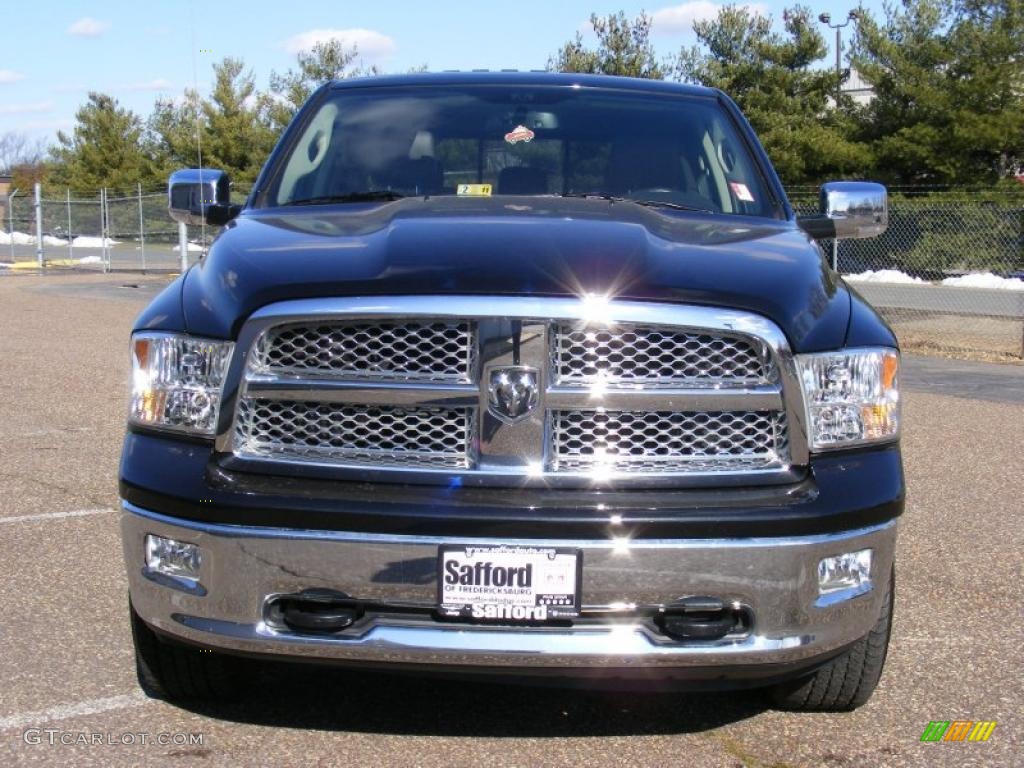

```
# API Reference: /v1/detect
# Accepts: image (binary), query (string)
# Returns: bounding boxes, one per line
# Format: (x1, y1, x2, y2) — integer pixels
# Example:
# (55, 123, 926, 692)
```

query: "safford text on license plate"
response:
(437, 545, 582, 620)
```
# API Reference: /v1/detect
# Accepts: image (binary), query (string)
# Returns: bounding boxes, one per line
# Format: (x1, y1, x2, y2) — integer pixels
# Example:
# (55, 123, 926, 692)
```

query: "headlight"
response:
(129, 332, 234, 436)
(797, 347, 900, 450)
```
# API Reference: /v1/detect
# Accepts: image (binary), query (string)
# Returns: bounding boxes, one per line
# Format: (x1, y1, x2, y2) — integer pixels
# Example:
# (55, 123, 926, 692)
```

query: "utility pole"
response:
(818, 10, 860, 106)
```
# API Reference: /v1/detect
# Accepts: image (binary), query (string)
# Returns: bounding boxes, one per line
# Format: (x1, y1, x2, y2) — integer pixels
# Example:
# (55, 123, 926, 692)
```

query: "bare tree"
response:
(0, 131, 47, 175)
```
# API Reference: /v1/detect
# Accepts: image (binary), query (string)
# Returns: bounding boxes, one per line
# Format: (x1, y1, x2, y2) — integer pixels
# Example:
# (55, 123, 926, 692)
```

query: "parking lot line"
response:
(0, 508, 113, 525)
(0, 692, 149, 731)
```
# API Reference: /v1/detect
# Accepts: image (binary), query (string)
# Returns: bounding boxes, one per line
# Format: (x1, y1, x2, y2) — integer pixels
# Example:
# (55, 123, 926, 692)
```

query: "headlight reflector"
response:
(797, 348, 900, 450)
(129, 333, 233, 435)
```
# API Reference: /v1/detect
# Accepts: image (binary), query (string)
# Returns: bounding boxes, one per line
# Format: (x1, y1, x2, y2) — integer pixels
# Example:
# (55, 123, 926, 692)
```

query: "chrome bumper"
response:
(122, 502, 896, 671)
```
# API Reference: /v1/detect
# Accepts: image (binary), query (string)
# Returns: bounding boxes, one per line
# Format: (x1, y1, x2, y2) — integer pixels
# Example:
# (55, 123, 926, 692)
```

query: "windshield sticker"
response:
(457, 183, 493, 196)
(729, 182, 755, 202)
(504, 125, 535, 144)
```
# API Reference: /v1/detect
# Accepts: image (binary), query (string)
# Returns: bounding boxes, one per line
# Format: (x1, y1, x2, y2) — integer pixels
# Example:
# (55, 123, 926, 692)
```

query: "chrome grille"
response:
(252, 320, 475, 382)
(549, 410, 788, 473)
(552, 324, 770, 386)
(225, 297, 806, 488)
(234, 399, 473, 469)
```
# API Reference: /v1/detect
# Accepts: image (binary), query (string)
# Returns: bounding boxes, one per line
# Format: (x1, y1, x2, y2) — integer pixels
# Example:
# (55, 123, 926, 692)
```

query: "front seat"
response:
(497, 166, 548, 195)
(606, 140, 685, 195)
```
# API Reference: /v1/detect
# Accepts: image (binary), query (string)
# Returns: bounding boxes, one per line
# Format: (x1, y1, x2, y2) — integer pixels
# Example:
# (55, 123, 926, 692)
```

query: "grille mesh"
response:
(549, 410, 787, 473)
(552, 325, 770, 386)
(235, 399, 473, 468)
(252, 321, 475, 382)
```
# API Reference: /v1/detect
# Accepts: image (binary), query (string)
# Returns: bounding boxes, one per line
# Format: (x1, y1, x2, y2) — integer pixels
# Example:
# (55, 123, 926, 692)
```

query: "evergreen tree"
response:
(853, 0, 1024, 185)
(51, 93, 158, 192)
(676, 5, 872, 185)
(548, 11, 664, 78)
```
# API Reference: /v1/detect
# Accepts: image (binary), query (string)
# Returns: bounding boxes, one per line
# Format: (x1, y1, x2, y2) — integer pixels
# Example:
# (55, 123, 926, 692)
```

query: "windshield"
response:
(263, 84, 779, 218)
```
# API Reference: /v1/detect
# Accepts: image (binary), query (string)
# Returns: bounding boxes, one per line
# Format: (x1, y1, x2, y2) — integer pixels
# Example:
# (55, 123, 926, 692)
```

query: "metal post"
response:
(99, 189, 108, 273)
(66, 188, 73, 262)
(832, 239, 838, 272)
(138, 183, 146, 272)
(7, 188, 17, 263)
(34, 182, 43, 268)
(835, 27, 842, 105)
(178, 221, 189, 273)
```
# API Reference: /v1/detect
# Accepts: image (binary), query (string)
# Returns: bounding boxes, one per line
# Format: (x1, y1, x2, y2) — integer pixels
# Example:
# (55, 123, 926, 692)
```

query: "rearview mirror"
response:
(168, 168, 240, 226)
(798, 181, 888, 240)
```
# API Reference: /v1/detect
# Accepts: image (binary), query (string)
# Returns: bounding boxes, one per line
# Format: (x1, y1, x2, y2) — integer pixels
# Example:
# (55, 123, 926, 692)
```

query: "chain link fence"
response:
(3, 183, 1023, 359)
(2, 184, 250, 272)
(792, 193, 1024, 360)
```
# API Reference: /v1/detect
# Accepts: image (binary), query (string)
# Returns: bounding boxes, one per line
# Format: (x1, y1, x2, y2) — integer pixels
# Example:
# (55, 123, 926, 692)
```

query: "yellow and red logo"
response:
(920, 721, 996, 742)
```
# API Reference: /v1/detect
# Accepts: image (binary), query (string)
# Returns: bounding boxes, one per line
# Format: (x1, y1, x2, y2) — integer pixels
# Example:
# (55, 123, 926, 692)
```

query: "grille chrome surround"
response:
(549, 410, 789, 474)
(234, 399, 473, 469)
(551, 324, 773, 387)
(251, 320, 475, 382)
(219, 296, 809, 489)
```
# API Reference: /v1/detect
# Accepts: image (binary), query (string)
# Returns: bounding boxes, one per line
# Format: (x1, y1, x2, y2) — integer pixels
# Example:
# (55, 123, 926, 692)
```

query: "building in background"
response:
(842, 68, 874, 106)
(0, 174, 12, 226)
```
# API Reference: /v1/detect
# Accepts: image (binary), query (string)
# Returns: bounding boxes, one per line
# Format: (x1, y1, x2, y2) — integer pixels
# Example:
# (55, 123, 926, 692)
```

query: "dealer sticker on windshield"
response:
(438, 545, 581, 620)
(456, 183, 492, 196)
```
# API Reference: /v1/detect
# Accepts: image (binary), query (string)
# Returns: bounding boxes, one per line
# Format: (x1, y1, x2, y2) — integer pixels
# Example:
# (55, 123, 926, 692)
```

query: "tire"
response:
(770, 567, 894, 712)
(130, 601, 243, 702)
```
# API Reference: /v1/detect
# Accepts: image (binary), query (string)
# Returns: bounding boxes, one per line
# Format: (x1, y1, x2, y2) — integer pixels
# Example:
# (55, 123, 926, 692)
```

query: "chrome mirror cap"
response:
(168, 168, 231, 226)
(820, 181, 888, 239)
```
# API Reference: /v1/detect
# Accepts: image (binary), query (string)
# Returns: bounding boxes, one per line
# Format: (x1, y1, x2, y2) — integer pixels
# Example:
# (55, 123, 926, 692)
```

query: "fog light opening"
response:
(816, 548, 873, 606)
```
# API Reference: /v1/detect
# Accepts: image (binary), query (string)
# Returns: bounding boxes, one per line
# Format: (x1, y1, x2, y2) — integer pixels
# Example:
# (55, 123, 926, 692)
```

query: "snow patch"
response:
(70, 235, 121, 248)
(76, 255, 103, 264)
(844, 269, 925, 285)
(43, 235, 69, 246)
(941, 272, 1024, 291)
(172, 242, 205, 253)
(0, 230, 36, 246)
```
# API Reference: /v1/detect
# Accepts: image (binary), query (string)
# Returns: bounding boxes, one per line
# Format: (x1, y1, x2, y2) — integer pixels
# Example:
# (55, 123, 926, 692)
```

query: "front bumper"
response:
(123, 502, 897, 676)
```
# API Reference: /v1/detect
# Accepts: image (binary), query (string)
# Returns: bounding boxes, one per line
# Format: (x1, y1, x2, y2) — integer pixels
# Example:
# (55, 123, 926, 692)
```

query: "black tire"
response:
(130, 601, 243, 702)
(770, 567, 894, 712)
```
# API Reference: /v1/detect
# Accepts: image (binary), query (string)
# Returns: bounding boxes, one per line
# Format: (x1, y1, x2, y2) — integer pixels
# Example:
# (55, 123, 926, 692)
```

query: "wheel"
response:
(130, 600, 243, 701)
(770, 567, 894, 712)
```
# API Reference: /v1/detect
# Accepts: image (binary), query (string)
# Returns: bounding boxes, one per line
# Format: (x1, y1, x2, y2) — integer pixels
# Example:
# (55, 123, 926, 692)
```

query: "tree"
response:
(264, 40, 379, 132)
(548, 11, 664, 78)
(200, 58, 276, 183)
(150, 58, 276, 185)
(852, 0, 1024, 185)
(50, 93, 158, 192)
(676, 5, 872, 185)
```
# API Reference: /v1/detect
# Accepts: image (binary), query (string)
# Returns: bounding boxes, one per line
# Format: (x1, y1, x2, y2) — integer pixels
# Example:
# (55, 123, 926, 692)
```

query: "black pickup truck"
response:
(121, 72, 902, 711)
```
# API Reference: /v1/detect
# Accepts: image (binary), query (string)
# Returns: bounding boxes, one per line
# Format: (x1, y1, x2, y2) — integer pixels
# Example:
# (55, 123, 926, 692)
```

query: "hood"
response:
(180, 196, 851, 351)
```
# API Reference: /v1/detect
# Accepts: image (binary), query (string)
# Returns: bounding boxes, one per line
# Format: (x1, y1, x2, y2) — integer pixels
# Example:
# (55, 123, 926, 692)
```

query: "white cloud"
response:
(0, 101, 53, 116)
(68, 17, 110, 37)
(282, 28, 396, 63)
(650, 2, 767, 35)
(0, 69, 25, 84)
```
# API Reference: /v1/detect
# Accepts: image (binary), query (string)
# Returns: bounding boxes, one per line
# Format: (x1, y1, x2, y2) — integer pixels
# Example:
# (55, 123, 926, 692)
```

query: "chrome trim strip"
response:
(123, 501, 894, 548)
(216, 296, 810, 487)
(243, 378, 480, 407)
(545, 385, 784, 411)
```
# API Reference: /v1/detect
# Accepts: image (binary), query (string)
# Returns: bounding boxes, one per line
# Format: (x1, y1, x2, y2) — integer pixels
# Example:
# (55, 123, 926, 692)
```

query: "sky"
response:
(1, 0, 887, 143)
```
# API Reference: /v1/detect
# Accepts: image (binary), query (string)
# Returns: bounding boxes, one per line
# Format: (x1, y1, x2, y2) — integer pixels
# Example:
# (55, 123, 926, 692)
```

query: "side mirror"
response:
(798, 181, 888, 240)
(168, 169, 240, 226)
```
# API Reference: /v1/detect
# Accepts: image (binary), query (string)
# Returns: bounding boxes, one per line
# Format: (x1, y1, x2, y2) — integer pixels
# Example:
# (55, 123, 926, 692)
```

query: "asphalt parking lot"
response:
(0, 273, 1021, 767)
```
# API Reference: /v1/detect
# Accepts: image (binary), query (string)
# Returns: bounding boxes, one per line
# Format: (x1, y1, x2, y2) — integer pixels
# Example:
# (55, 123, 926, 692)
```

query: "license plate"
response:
(437, 545, 582, 621)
